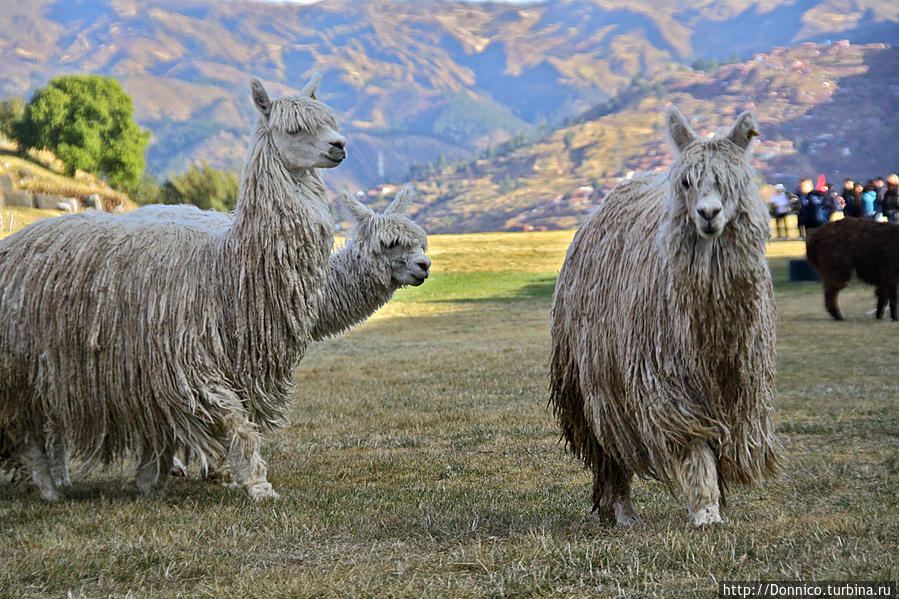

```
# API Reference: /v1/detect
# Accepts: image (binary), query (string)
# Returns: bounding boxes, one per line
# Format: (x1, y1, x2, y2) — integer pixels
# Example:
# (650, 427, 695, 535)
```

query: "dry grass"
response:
(1, 230, 896, 598)
(0, 206, 65, 237)
(0, 151, 136, 211)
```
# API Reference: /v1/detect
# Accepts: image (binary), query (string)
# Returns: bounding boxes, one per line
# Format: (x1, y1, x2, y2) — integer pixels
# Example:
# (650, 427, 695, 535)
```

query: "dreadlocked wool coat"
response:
(0, 77, 342, 499)
(550, 110, 780, 517)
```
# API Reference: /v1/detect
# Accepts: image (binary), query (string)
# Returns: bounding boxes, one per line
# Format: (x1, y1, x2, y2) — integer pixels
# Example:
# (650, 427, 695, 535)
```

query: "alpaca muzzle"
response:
(327, 140, 347, 163)
(409, 257, 431, 286)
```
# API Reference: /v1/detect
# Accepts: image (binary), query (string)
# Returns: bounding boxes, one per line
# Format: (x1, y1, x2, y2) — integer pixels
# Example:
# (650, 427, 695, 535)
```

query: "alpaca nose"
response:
(416, 257, 431, 276)
(697, 207, 721, 222)
(329, 140, 346, 161)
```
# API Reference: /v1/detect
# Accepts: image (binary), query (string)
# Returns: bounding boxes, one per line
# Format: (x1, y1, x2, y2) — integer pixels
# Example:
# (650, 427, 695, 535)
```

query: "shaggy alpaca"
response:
(550, 107, 780, 527)
(311, 186, 430, 341)
(0, 75, 346, 501)
(806, 217, 899, 320)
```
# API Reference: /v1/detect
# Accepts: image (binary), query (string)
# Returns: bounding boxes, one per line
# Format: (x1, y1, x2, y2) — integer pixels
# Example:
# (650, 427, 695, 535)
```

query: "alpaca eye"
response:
(385, 240, 400, 250)
(682, 178, 690, 189)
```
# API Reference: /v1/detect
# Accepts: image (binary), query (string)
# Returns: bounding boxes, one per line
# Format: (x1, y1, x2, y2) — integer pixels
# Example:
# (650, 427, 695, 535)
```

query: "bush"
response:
(158, 162, 239, 213)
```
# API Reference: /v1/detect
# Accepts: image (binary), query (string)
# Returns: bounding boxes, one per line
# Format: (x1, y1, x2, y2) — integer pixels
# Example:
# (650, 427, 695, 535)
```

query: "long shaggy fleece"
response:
(0, 80, 336, 494)
(550, 110, 779, 520)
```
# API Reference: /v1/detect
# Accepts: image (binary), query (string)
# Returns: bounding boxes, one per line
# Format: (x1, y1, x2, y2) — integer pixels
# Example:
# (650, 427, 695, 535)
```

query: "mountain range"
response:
(408, 40, 899, 232)
(1, 0, 897, 199)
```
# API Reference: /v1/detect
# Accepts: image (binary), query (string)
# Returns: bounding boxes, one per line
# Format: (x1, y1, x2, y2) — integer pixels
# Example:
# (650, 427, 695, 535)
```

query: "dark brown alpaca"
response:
(806, 218, 899, 321)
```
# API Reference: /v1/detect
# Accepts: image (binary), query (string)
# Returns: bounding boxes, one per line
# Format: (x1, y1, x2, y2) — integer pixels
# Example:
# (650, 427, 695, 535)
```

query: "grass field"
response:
(1, 230, 896, 598)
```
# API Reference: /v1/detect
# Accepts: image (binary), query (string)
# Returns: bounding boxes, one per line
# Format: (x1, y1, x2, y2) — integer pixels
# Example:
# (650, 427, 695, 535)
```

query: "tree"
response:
(159, 161, 239, 213)
(14, 74, 149, 192)
(0, 96, 25, 141)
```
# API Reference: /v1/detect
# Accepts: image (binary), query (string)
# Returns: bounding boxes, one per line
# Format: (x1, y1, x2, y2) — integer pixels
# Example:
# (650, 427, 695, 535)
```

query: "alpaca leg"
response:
(823, 277, 846, 321)
(17, 435, 60, 501)
(875, 286, 888, 320)
(591, 445, 641, 527)
(675, 440, 723, 527)
(42, 419, 71, 491)
(46, 432, 71, 491)
(225, 415, 279, 501)
(135, 443, 175, 498)
(885, 283, 899, 320)
(889, 284, 898, 321)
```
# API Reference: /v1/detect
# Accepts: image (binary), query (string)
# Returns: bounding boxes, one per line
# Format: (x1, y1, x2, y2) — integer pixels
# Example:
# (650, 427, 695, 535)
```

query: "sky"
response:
(256, 0, 538, 3)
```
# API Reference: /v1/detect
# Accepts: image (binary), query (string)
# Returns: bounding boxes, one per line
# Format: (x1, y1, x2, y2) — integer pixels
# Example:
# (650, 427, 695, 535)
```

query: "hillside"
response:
(1, 0, 896, 192)
(405, 41, 899, 233)
(0, 145, 136, 215)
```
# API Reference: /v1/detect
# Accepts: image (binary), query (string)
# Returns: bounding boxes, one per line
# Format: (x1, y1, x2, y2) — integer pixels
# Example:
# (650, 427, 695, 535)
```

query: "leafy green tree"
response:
(14, 74, 149, 191)
(159, 161, 239, 213)
(0, 96, 25, 141)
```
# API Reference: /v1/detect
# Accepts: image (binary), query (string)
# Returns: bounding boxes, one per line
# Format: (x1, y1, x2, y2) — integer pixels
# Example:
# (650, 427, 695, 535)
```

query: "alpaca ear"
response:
(728, 110, 760, 151)
(665, 105, 698, 153)
(338, 191, 374, 224)
(251, 79, 271, 117)
(301, 72, 323, 100)
(385, 185, 415, 216)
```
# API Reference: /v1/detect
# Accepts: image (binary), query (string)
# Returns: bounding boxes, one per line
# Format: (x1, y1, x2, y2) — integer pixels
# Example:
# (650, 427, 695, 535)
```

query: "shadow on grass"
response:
(428, 275, 558, 304)
(0, 472, 240, 505)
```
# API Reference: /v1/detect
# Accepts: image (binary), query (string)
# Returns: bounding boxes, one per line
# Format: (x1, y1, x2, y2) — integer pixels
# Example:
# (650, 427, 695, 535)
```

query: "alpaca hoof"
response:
(246, 482, 280, 501)
(39, 486, 61, 501)
(137, 486, 169, 499)
(690, 505, 724, 527)
(615, 511, 644, 528)
(170, 456, 188, 477)
(52, 476, 73, 490)
(614, 501, 644, 528)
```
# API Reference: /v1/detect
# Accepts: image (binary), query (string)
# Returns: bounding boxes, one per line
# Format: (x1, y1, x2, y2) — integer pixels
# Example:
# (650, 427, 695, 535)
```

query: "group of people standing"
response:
(768, 174, 899, 240)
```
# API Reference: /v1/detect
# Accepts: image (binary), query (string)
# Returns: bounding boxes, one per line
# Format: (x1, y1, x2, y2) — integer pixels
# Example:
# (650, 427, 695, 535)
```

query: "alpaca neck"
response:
(661, 210, 771, 357)
(310, 242, 396, 341)
(661, 206, 769, 291)
(230, 127, 332, 245)
(223, 126, 335, 376)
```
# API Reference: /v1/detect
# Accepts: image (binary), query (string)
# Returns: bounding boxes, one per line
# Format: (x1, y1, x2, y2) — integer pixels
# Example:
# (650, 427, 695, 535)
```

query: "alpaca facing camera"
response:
(550, 106, 779, 528)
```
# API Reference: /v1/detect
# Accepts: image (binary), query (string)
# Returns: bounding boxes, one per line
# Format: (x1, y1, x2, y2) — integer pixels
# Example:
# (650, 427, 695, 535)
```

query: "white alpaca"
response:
(0, 74, 346, 501)
(311, 186, 430, 340)
(550, 107, 780, 527)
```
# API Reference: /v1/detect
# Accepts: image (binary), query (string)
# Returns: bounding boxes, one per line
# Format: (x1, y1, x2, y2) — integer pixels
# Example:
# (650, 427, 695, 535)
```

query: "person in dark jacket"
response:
(824, 182, 843, 213)
(872, 176, 886, 216)
(883, 174, 899, 223)
(841, 178, 858, 217)
(797, 177, 831, 239)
